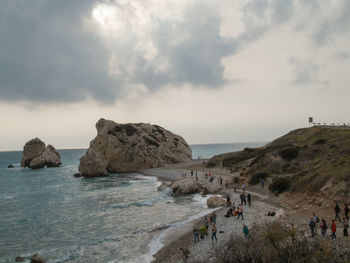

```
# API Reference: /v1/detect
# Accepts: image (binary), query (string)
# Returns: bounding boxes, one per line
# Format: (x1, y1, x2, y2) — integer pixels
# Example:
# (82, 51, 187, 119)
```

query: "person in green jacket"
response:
(243, 224, 249, 238)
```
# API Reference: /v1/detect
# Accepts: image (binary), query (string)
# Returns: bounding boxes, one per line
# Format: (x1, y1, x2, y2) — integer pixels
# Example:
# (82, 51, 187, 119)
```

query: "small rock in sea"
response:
(219, 230, 225, 233)
(31, 254, 45, 263)
(73, 173, 82, 178)
(15, 256, 24, 262)
(8, 164, 14, 168)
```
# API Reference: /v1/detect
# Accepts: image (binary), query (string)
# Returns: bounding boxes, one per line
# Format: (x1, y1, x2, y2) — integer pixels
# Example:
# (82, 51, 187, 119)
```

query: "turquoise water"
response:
(0, 143, 266, 263)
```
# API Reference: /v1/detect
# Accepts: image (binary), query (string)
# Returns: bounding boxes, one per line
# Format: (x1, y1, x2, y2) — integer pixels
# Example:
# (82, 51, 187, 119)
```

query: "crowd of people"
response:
(308, 203, 349, 240)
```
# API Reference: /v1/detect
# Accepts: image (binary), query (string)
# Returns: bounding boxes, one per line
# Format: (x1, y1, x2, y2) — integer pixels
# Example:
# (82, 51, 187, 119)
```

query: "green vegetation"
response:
(268, 177, 291, 193)
(278, 146, 299, 161)
(233, 177, 239, 183)
(248, 172, 268, 185)
(194, 222, 349, 263)
(207, 127, 350, 197)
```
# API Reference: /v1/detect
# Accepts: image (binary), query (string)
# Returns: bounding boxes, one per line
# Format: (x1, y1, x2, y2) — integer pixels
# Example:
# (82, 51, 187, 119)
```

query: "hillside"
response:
(207, 127, 350, 200)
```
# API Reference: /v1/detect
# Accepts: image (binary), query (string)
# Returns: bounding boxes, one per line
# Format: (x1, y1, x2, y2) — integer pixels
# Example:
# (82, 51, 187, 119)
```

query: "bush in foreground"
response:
(268, 177, 291, 193)
(193, 222, 349, 263)
(248, 172, 268, 185)
(278, 146, 299, 161)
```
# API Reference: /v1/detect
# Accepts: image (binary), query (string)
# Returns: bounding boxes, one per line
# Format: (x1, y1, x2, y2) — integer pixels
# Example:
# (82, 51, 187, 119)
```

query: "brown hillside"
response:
(208, 127, 350, 200)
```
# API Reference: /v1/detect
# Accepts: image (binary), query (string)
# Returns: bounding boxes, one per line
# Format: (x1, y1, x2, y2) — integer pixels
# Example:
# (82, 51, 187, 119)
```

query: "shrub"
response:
(248, 172, 268, 185)
(233, 177, 239, 183)
(313, 138, 327, 145)
(278, 146, 299, 161)
(268, 177, 291, 193)
(193, 222, 350, 263)
(206, 162, 216, 168)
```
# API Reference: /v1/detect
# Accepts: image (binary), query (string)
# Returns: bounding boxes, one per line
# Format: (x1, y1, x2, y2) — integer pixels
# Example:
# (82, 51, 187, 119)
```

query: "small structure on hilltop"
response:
(21, 138, 62, 169)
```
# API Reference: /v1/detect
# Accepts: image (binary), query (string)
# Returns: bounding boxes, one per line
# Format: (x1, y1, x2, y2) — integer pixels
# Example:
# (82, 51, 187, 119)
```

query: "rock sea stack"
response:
(8, 164, 14, 168)
(79, 119, 192, 177)
(21, 138, 62, 169)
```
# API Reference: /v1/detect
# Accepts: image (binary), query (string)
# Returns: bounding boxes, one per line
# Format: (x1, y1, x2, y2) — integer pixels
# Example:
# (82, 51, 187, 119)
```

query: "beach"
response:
(140, 161, 282, 263)
(141, 160, 350, 263)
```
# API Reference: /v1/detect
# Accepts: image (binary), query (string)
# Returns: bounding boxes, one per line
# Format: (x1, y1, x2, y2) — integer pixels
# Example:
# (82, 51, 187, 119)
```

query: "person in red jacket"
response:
(331, 220, 337, 240)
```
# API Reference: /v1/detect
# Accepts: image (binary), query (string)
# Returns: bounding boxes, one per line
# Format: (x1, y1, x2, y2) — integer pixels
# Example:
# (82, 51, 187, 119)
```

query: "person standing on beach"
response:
(211, 224, 217, 241)
(342, 217, 349, 237)
(309, 218, 316, 237)
(241, 183, 246, 193)
(320, 219, 327, 238)
(313, 212, 320, 234)
(261, 179, 265, 189)
(237, 205, 244, 220)
(204, 216, 209, 235)
(247, 193, 251, 207)
(191, 170, 193, 176)
(331, 220, 337, 240)
(212, 212, 217, 225)
(233, 183, 237, 192)
(345, 204, 349, 220)
(242, 194, 247, 205)
(335, 203, 341, 221)
(242, 224, 249, 238)
(240, 193, 244, 205)
(193, 228, 200, 242)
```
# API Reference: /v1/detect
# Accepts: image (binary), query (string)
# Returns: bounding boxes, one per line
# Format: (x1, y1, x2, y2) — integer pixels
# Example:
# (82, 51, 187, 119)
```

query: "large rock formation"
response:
(207, 195, 226, 208)
(79, 119, 192, 177)
(21, 138, 62, 169)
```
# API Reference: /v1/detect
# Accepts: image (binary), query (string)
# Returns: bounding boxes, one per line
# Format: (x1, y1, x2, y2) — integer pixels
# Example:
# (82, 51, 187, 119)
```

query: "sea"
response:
(0, 142, 265, 263)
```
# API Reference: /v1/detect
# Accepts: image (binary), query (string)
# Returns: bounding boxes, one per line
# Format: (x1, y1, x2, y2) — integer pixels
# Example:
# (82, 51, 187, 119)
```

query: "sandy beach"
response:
(140, 160, 350, 263)
(140, 161, 283, 263)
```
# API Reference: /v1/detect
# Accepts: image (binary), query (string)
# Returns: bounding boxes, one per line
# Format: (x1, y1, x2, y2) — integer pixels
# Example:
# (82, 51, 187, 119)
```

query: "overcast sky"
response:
(1, 0, 349, 150)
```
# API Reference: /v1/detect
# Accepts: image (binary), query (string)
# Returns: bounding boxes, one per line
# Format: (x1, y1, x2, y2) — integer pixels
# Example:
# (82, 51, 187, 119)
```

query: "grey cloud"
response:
(288, 56, 328, 87)
(332, 52, 350, 60)
(0, 0, 121, 104)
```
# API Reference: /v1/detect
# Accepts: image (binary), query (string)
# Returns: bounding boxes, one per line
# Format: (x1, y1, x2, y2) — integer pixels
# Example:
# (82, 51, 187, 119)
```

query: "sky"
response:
(1, 0, 349, 151)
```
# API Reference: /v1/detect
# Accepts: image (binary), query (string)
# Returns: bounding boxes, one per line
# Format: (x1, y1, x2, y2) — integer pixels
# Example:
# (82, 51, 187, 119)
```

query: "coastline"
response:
(138, 160, 281, 263)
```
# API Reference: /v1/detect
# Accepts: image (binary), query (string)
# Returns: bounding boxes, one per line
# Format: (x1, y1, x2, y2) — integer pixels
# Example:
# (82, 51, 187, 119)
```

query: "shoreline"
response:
(138, 159, 350, 262)
(137, 160, 281, 263)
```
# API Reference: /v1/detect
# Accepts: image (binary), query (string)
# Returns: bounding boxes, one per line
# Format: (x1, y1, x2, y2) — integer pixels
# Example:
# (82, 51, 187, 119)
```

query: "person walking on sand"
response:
(342, 217, 349, 237)
(237, 205, 244, 220)
(242, 193, 247, 205)
(241, 183, 246, 193)
(240, 193, 244, 205)
(309, 218, 316, 237)
(242, 224, 249, 238)
(212, 211, 217, 225)
(204, 216, 209, 235)
(335, 203, 341, 221)
(247, 193, 251, 207)
(233, 183, 237, 192)
(193, 228, 200, 242)
(320, 219, 327, 238)
(261, 179, 265, 189)
(211, 224, 217, 241)
(345, 204, 349, 220)
(331, 220, 337, 240)
(313, 212, 320, 234)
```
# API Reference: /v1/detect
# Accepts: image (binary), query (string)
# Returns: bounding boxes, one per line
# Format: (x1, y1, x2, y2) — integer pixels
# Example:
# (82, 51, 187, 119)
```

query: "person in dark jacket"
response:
(309, 218, 316, 237)
(335, 203, 341, 221)
(345, 204, 349, 220)
(247, 193, 251, 207)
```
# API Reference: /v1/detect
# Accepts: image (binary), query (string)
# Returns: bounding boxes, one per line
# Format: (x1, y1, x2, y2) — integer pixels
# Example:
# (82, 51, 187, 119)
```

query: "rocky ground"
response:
(140, 160, 350, 263)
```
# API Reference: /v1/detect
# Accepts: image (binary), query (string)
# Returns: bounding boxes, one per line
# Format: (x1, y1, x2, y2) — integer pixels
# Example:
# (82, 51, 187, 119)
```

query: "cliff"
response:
(79, 119, 192, 177)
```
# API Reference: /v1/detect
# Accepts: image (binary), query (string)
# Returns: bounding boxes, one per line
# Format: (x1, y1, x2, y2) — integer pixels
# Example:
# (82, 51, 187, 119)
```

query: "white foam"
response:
(140, 196, 221, 263)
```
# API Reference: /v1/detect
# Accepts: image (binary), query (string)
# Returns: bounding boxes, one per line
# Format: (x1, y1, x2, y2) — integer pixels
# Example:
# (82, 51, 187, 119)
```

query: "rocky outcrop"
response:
(31, 254, 45, 263)
(79, 119, 192, 177)
(207, 195, 226, 208)
(170, 178, 203, 195)
(21, 138, 62, 169)
(8, 164, 14, 169)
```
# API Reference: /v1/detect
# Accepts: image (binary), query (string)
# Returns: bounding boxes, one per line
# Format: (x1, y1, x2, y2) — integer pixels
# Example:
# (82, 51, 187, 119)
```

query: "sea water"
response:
(0, 142, 265, 263)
